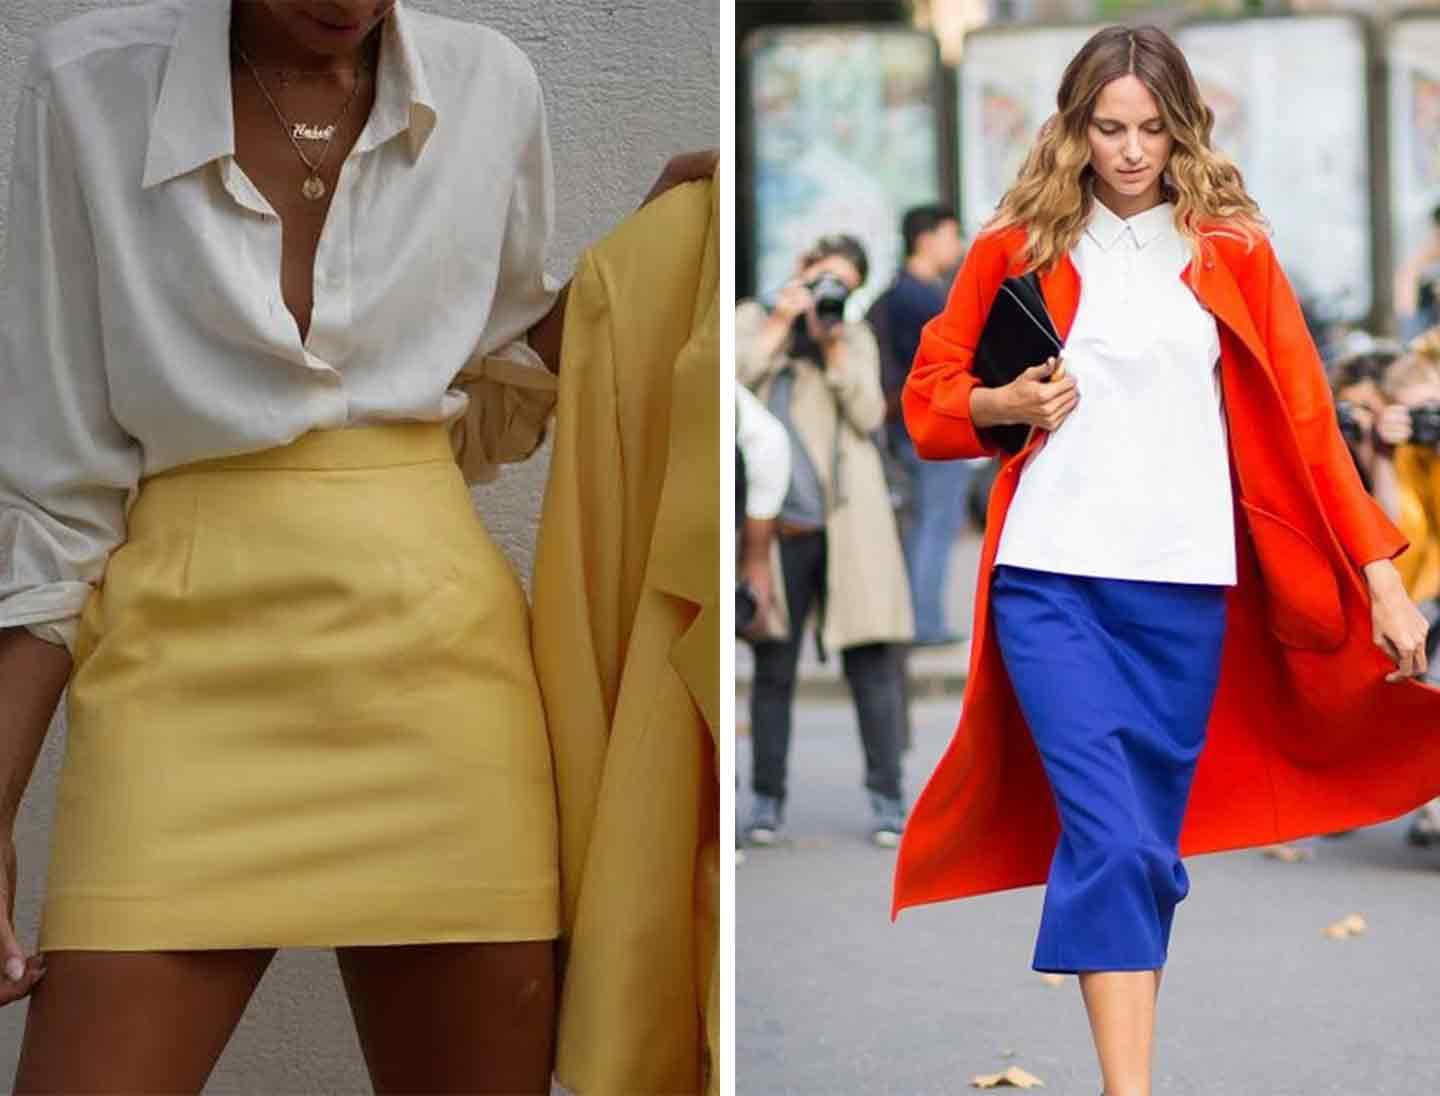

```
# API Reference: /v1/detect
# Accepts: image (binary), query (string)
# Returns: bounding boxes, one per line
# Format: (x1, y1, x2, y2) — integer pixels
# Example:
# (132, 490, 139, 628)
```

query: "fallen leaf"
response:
(1323, 912, 1368, 938)
(971, 1065, 1045, 1088)
(1261, 843, 1313, 863)
(1038, 973, 1065, 987)
(789, 837, 832, 850)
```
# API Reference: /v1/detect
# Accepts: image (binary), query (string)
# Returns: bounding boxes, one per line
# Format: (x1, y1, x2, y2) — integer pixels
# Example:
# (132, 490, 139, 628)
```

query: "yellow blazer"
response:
(532, 172, 720, 1095)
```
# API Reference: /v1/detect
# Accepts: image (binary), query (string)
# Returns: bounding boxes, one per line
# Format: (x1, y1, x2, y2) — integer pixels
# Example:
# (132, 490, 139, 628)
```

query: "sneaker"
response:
(1407, 798, 1440, 847)
(869, 791, 906, 848)
(746, 794, 783, 846)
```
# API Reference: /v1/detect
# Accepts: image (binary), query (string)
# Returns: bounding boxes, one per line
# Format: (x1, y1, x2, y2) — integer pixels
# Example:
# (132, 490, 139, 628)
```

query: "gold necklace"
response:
(233, 41, 369, 201)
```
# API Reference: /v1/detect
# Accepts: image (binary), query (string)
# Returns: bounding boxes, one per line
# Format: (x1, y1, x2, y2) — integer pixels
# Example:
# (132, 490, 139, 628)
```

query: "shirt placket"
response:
(217, 156, 352, 428)
(304, 155, 356, 384)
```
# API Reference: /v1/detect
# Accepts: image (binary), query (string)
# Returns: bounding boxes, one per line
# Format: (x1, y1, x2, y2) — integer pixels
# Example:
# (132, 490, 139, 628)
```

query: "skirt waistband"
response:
(145, 422, 456, 480)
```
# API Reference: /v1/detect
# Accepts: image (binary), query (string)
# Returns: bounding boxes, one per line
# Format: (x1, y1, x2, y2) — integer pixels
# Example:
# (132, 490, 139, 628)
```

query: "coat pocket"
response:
(1238, 498, 1347, 652)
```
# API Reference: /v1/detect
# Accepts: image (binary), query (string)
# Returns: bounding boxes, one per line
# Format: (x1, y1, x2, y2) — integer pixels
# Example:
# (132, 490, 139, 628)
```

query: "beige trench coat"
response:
(736, 299, 914, 651)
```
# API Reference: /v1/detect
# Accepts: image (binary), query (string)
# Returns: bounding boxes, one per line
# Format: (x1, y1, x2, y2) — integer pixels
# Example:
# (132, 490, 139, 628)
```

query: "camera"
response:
(806, 272, 852, 329)
(1336, 400, 1368, 446)
(736, 579, 759, 637)
(1412, 402, 1440, 447)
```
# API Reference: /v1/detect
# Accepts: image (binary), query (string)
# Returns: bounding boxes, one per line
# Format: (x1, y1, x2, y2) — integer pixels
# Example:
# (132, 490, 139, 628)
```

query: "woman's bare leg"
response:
(13, 947, 276, 1093)
(1078, 969, 1157, 1096)
(336, 939, 556, 1094)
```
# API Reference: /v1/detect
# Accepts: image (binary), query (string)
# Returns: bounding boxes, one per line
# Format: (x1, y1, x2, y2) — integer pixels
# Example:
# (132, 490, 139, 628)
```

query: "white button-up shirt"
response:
(0, 0, 562, 650)
(994, 198, 1237, 586)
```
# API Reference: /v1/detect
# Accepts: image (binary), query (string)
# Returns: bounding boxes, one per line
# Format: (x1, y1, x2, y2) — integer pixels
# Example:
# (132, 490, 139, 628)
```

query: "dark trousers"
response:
(749, 530, 904, 805)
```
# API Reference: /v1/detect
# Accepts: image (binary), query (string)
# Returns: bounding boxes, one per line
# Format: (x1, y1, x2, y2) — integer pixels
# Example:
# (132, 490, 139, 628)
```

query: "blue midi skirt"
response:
(990, 563, 1228, 974)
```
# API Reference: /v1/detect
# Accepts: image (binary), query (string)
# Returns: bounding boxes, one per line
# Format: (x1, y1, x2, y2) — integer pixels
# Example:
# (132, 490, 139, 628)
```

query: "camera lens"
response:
(807, 273, 851, 328)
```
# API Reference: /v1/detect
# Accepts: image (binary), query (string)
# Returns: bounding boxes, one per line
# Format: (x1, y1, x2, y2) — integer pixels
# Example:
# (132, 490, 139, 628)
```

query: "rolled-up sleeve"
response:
(0, 82, 141, 650)
(448, 67, 561, 485)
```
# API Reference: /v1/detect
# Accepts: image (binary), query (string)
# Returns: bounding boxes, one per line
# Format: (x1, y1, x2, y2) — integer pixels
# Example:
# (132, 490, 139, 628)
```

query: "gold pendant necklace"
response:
(232, 42, 370, 202)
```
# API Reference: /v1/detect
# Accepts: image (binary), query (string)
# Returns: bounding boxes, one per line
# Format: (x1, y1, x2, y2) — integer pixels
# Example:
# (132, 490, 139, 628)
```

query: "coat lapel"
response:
(1182, 241, 1275, 389)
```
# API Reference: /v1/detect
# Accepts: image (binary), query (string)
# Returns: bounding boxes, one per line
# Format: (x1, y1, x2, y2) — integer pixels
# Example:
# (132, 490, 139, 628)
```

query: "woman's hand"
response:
(639, 149, 719, 209)
(996, 356, 1079, 432)
(1363, 559, 1430, 682)
(740, 556, 773, 642)
(0, 834, 46, 1005)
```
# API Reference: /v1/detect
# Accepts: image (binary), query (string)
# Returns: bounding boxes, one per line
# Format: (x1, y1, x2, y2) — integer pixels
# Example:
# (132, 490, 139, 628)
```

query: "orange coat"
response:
(893, 222, 1440, 918)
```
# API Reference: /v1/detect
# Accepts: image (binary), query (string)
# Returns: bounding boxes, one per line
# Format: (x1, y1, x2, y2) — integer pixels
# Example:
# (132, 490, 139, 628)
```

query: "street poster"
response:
(745, 26, 945, 318)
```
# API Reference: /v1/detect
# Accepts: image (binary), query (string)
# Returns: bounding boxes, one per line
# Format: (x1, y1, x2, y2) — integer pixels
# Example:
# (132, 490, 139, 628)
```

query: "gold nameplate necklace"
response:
(231, 36, 376, 201)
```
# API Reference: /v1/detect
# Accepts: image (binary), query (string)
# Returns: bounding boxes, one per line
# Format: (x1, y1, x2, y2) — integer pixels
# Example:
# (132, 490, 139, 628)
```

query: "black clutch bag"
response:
(970, 270, 1063, 455)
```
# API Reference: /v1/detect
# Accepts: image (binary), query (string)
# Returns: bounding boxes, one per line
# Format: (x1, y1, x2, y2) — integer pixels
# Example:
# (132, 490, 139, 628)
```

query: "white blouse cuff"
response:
(0, 583, 89, 653)
(447, 339, 559, 485)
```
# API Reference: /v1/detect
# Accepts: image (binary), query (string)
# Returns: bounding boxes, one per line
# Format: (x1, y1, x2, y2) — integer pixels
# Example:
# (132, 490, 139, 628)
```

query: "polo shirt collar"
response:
(1085, 195, 1174, 251)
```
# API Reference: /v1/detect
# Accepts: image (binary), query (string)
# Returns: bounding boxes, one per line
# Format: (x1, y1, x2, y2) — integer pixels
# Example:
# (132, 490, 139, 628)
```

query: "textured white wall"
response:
(0, 0, 717, 1090)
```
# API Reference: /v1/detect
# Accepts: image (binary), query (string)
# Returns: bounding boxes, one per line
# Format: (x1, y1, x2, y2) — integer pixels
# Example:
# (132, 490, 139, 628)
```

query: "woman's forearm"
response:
(0, 627, 70, 829)
(970, 385, 1014, 429)
(526, 281, 571, 375)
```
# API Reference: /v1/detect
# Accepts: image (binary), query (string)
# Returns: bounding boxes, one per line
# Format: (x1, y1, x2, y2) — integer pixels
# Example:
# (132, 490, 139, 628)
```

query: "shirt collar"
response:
(1085, 195, 1174, 252)
(142, 0, 437, 190)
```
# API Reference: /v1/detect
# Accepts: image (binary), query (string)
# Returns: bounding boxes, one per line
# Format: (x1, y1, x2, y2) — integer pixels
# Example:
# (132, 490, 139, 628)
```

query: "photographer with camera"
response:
(736, 234, 914, 849)
(1352, 330, 1440, 844)
(1333, 341, 1403, 507)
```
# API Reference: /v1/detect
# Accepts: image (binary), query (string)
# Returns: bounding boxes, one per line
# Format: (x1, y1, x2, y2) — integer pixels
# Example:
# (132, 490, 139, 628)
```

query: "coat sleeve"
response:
(1252, 237, 1408, 571)
(735, 299, 785, 389)
(901, 230, 1014, 461)
(825, 321, 886, 437)
(0, 82, 142, 652)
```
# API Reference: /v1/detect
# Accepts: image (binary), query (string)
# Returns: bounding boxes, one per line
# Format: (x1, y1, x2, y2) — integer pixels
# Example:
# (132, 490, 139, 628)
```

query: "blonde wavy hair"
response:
(986, 24, 1268, 274)
(1381, 329, 1440, 400)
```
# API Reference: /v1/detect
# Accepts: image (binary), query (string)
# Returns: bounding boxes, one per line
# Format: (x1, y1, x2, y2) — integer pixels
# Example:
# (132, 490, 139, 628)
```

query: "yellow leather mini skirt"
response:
(39, 421, 559, 950)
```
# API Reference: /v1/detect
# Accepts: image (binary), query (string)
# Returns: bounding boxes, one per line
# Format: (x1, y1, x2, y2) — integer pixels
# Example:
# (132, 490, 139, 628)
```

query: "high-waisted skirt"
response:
(39, 422, 560, 951)
(990, 563, 1228, 974)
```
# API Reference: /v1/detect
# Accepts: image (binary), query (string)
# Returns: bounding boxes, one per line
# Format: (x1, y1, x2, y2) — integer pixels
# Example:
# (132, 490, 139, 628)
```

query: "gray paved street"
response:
(737, 697, 1440, 1095)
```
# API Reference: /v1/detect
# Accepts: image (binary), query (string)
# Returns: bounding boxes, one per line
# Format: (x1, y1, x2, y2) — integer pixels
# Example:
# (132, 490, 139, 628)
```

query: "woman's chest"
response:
(92, 91, 514, 362)
(229, 70, 374, 344)
(1064, 255, 1221, 399)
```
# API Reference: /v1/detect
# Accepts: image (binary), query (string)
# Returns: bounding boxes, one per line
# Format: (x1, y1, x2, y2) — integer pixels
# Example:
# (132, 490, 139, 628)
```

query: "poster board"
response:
(1176, 16, 1373, 324)
(745, 26, 945, 318)
(1388, 13, 1440, 330)
(956, 24, 1103, 239)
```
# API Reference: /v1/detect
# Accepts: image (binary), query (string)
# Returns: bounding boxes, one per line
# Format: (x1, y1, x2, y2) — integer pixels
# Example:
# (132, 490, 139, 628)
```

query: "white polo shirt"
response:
(994, 198, 1238, 586)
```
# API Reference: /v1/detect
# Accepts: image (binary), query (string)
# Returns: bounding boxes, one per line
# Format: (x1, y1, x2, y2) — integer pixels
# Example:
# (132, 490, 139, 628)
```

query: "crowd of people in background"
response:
(735, 199, 1440, 856)
(1331, 325, 1440, 845)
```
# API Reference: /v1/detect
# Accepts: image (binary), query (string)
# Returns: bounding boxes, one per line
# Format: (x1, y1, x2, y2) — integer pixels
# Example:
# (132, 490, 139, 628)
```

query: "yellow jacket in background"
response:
(1393, 443, 1440, 604)
(532, 172, 719, 1095)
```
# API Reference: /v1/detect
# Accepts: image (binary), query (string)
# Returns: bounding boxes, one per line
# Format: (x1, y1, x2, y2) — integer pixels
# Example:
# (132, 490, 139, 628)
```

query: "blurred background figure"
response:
(1395, 204, 1440, 343)
(736, 383, 792, 643)
(735, 384, 791, 867)
(1344, 329, 1440, 844)
(1332, 337, 1404, 503)
(737, 233, 914, 849)
(871, 205, 974, 646)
